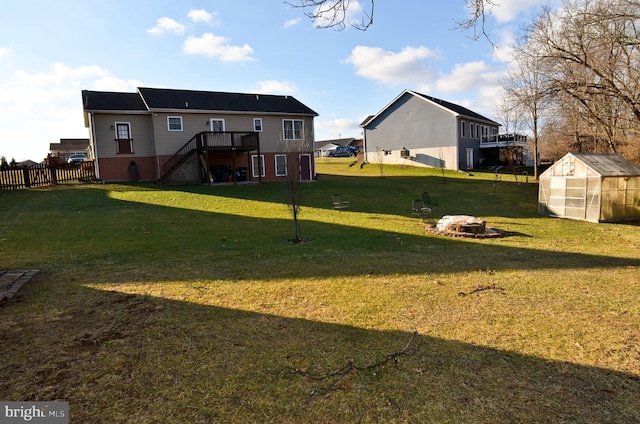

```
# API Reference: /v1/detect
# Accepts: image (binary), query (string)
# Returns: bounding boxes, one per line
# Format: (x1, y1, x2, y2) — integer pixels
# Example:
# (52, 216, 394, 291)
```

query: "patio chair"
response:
(422, 192, 439, 213)
(412, 199, 432, 221)
(332, 194, 350, 210)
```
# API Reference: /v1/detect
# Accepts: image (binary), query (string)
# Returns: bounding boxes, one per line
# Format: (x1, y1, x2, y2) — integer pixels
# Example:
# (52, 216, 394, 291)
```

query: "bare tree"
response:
(280, 132, 313, 243)
(288, 0, 499, 42)
(495, 95, 525, 135)
(287, 0, 374, 30)
(527, 0, 640, 155)
(502, 38, 552, 180)
(454, 0, 498, 43)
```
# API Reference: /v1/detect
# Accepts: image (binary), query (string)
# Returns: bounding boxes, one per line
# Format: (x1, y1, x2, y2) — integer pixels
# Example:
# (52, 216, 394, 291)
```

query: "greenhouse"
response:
(538, 153, 640, 223)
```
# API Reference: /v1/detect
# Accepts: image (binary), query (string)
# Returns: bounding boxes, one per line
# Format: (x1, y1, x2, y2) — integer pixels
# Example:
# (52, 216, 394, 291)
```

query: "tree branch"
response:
(270, 331, 422, 402)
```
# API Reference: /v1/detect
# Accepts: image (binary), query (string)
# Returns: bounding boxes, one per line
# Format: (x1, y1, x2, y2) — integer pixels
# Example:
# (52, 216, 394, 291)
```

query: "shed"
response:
(538, 153, 640, 222)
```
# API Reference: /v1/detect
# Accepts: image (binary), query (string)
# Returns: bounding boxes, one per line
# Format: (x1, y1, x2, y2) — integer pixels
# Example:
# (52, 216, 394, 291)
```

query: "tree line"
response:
(500, 0, 640, 178)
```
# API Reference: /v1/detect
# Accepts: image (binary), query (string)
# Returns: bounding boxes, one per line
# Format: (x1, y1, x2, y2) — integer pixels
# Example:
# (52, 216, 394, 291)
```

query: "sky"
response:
(0, 0, 558, 162)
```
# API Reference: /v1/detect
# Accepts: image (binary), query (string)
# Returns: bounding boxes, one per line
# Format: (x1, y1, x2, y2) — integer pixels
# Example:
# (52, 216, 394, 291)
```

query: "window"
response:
(470, 122, 475, 139)
(167, 116, 183, 131)
(476, 124, 480, 140)
(253, 118, 263, 132)
(275, 154, 287, 176)
(251, 155, 265, 178)
(460, 120, 466, 138)
(114, 122, 133, 154)
(210, 119, 225, 132)
(283, 119, 303, 140)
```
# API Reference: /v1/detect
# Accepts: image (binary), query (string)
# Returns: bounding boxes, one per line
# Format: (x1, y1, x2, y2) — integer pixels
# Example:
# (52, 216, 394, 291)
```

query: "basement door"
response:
(299, 154, 312, 181)
(466, 148, 474, 170)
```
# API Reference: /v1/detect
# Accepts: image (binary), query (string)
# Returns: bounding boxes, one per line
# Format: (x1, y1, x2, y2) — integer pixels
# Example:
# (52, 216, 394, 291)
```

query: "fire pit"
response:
(427, 215, 505, 238)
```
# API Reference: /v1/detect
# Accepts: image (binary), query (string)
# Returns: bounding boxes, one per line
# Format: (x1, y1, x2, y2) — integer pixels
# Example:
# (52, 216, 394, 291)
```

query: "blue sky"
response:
(0, 0, 556, 162)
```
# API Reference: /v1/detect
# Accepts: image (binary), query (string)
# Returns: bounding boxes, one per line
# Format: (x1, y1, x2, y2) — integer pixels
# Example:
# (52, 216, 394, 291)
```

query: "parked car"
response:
(327, 146, 358, 157)
(67, 153, 87, 164)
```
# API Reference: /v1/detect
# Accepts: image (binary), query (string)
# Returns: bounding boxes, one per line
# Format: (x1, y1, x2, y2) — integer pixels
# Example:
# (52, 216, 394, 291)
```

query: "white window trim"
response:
(282, 119, 304, 140)
(210, 118, 225, 132)
(167, 116, 183, 131)
(275, 154, 287, 177)
(253, 118, 263, 132)
(251, 154, 265, 178)
(460, 120, 466, 138)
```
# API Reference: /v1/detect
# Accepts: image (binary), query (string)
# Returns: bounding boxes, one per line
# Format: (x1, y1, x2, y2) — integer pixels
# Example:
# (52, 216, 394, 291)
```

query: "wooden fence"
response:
(0, 161, 96, 191)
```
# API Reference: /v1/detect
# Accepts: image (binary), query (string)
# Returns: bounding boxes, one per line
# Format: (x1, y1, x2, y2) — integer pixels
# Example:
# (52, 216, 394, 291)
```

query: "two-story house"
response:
(361, 90, 503, 171)
(82, 87, 318, 183)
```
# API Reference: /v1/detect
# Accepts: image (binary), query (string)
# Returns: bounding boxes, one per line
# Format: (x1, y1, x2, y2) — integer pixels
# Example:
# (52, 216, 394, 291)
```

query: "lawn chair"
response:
(422, 192, 439, 213)
(412, 199, 432, 221)
(332, 194, 350, 210)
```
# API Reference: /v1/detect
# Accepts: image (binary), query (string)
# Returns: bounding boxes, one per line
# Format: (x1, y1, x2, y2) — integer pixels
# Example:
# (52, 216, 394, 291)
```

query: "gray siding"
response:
(91, 112, 154, 158)
(148, 112, 315, 155)
(365, 93, 457, 152)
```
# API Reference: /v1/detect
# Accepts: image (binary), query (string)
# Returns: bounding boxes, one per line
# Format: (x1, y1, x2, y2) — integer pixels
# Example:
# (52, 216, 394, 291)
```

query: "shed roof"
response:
(567, 153, 640, 177)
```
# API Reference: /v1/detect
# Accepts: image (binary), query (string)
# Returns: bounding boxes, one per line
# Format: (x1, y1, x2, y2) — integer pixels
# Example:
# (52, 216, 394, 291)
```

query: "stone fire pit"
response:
(427, 215, 505, 238)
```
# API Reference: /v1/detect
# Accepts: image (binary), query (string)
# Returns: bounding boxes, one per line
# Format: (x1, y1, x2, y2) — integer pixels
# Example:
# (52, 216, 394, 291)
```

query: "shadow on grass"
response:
(3, 183, 636, 282)
(3, 285, 638, 423)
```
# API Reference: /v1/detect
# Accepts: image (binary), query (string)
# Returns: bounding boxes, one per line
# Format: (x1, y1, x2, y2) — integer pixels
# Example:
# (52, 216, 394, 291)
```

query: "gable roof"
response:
(568, 153, 640, 177)
(139, 87, 318, 115)
(361, 89, 498, 128)
(82, 87, 318, 116)
(410, 91, 498, 124)
(82, 90, 148, 111)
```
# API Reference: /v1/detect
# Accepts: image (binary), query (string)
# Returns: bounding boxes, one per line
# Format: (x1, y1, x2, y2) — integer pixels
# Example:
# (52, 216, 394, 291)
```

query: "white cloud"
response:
(434, 61, 499, 94)
(489, 0, 552, 23)
(344, 45, 440, 87)
(188, 9, 218, 24)
(0, 47, 12, 58)
(183, 33, 256, 62)
(146, 17, 186, 36)
(283, 18, 301, 28)
(491, 28, 518, 63)
(253, 80, 297, 94)
(0, 62, 141, 161)
(316, 118, 362, 139)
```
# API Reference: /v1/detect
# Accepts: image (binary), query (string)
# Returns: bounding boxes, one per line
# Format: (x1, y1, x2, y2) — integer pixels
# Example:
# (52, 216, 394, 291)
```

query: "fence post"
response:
(49, 165, 58, 185)
(23, 168, 31, 188)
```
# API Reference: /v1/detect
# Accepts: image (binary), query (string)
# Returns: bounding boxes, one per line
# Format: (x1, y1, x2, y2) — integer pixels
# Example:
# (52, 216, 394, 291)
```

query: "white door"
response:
(466, 148, 474, 170)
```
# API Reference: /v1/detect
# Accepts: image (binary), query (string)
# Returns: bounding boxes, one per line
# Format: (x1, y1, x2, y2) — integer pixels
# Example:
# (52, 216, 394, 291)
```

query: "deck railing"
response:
(161, 131, 259, 181)
(481, 133, 528, 146)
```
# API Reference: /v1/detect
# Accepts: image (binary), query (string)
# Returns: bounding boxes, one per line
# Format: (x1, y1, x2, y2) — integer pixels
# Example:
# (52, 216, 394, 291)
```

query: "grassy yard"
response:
(1, 158, 638, 423)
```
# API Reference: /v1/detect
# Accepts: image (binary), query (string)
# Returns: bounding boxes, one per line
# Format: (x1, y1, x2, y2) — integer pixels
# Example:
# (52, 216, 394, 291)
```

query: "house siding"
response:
(89, 112, 157, 181)
(364, 93, 458, 169)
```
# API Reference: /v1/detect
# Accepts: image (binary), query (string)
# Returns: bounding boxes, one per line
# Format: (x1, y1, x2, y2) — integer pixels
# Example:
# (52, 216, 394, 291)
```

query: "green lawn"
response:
(1, 159, 638, 423)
